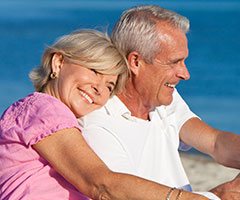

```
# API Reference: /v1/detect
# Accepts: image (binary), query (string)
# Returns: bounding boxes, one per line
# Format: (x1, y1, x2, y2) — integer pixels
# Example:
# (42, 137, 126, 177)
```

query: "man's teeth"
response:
(165, 83, 176, 88)
(79, 91, 93, 104)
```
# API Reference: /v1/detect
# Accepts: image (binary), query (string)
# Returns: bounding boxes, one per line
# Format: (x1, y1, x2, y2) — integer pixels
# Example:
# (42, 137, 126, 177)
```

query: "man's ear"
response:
(51, 53, 64, 75)
(127, 51, 142, 76)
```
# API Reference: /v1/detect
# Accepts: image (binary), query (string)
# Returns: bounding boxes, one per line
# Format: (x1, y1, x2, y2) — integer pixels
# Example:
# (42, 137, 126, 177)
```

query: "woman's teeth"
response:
(79, 91, 93, 104)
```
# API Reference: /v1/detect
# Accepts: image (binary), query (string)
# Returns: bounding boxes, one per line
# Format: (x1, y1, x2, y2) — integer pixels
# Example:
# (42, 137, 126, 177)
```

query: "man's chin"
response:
(159, 98, 173, 107)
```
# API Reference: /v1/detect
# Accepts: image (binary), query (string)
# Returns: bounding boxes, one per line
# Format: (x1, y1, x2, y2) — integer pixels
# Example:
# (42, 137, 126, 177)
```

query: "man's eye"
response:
(170, 60, 179, 65)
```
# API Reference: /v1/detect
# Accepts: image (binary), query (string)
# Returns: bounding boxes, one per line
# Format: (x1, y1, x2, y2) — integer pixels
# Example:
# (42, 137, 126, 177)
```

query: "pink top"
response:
(0, 92, 88, 199)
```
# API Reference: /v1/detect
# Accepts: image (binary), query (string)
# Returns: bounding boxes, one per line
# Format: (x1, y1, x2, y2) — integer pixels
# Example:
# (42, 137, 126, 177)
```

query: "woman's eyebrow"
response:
(108, 81, 116, 87)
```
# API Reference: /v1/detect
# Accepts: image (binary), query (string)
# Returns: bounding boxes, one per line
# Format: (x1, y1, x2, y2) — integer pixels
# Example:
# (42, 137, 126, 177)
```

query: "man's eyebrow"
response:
(172, 58, 183, 63)
(170, 55, 187, 63)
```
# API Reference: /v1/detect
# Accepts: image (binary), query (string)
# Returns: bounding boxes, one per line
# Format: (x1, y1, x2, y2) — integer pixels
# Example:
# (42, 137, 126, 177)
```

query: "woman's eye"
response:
(91, 69, 98, 74)
(107, 86, 113, 93)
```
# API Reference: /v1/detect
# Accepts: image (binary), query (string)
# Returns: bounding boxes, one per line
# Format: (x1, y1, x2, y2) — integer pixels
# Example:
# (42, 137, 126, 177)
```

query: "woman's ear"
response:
(51, 53, 64, 75)
(127, 51, 142, 76)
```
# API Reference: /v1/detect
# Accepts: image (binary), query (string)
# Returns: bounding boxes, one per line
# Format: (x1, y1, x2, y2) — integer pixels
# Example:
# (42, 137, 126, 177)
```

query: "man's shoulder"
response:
(79, 96, 124, 127)
(92, 95, 128, 116)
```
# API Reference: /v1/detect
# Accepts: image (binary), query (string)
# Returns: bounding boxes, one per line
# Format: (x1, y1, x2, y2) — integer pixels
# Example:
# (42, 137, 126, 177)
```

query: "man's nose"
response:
(176, 64, 190, 80)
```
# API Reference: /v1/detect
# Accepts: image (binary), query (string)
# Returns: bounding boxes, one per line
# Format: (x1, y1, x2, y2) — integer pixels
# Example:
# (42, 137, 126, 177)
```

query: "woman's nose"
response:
(91, 82, 104, 95)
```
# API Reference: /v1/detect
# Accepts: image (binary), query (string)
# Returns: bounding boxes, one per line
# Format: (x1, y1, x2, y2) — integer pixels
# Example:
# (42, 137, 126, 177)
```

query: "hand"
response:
(210, 173, 240, 200)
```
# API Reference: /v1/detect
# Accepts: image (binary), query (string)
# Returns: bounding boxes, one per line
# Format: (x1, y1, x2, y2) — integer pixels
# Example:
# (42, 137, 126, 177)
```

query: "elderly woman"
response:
(0, 30, 208, 200)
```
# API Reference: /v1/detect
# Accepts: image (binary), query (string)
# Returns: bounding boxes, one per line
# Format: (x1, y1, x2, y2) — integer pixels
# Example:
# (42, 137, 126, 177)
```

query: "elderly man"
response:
(80, 5, 240, 200)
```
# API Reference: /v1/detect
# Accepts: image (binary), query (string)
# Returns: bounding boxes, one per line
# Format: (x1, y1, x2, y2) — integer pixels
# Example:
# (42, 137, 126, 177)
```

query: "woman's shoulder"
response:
(0, 92, 78, 145)
(0, 92, 74, 129)
(1, 92, 56, 118)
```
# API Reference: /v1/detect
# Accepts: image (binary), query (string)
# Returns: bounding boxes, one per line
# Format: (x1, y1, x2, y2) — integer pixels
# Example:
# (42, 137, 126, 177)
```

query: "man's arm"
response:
(33, 128, 207, 200)
(180, 117, 240, 199)
(180, 117, 240, 169)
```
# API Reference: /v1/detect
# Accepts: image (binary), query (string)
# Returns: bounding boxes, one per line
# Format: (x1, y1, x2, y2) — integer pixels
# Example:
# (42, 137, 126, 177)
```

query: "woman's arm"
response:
(33, 128, 208, 200)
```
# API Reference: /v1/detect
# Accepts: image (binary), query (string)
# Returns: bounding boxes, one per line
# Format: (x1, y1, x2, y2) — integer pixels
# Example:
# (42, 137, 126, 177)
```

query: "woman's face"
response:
(49, 55, 118, 117)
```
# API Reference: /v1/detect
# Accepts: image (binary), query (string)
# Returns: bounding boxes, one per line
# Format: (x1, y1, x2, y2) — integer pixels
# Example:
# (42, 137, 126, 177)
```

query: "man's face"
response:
(135, 22, 190, 109)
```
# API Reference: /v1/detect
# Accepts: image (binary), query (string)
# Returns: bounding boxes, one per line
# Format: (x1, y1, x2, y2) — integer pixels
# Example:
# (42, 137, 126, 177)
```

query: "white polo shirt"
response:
(80, 90, 221, 199)
(80, 90, 195, 190)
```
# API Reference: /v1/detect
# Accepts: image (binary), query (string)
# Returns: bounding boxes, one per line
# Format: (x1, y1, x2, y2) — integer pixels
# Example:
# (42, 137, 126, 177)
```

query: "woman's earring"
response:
(50, 72, 57, 79)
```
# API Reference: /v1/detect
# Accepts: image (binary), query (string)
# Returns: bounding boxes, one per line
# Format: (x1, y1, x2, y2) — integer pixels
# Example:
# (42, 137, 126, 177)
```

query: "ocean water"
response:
(0, 0, 240, 134)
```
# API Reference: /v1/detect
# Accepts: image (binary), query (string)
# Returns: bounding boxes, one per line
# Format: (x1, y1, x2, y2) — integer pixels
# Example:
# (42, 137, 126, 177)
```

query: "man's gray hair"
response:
(111, 5, 190, 63)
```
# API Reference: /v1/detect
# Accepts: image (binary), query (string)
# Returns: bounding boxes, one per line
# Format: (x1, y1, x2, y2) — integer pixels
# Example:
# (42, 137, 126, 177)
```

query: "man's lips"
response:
(164, 82, 176, 88)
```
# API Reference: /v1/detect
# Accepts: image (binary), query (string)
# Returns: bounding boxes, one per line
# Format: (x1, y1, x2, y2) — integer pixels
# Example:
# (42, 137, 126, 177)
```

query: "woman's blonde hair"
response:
(29, 29, 129, 95)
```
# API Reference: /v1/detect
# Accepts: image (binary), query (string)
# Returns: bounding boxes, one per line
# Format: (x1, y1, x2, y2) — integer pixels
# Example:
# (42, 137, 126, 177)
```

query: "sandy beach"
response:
(180, 152, 239, 192)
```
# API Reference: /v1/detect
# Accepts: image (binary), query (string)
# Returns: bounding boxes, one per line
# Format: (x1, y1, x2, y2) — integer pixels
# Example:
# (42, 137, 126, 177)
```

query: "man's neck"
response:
(117, 85, 153, 121)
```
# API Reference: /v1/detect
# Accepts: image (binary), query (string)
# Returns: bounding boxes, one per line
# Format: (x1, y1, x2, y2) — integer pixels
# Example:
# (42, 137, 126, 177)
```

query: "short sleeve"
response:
(171, 90, 199, 131)
(167, 90, 200, 151)
(1, 93, 81, 146)
(23, 93, 81, 146)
